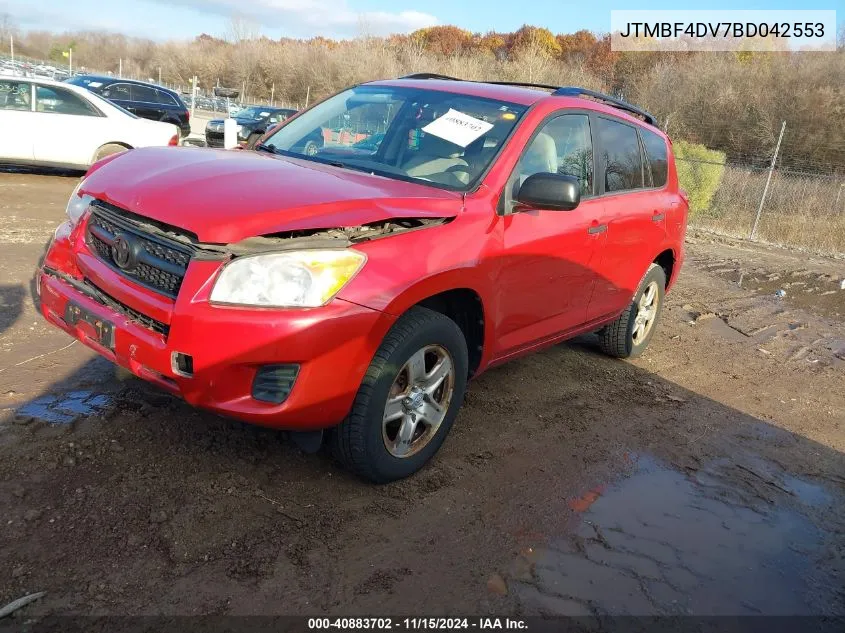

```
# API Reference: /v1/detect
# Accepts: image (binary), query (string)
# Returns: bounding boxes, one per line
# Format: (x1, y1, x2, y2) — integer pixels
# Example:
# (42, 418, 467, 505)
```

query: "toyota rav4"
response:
(37, 74, 687, 483)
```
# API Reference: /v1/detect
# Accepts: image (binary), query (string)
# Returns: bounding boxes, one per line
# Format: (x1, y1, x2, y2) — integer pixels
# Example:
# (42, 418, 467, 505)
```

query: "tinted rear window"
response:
(641, 128, 668, 187)
(131, 85, 158, 103)
(156, 90, 178, 106)
(596, 117, 643, 192)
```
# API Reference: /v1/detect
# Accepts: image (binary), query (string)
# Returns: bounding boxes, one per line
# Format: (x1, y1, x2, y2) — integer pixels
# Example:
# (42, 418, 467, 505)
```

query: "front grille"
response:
(85, 202, 195, 298)
(84, 280, 170, 337)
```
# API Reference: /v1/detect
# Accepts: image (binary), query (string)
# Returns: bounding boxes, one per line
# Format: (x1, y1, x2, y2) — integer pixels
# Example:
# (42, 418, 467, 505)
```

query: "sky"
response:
(1, 0, 842, 41)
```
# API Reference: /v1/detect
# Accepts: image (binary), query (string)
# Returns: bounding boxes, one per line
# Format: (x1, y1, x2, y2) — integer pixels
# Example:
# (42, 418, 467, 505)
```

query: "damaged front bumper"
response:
(37, 220, 396, 430)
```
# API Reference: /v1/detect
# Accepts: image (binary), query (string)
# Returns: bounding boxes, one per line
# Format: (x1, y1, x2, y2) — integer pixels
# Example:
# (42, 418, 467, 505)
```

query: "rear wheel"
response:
(330, 306, 468, 483)
(93, 143, 129, 162)
(598, 263, 666, 359)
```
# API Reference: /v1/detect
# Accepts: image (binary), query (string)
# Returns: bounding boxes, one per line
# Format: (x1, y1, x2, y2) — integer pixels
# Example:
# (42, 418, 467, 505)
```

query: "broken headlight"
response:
(209, 250, 366, 307)
(66, 178, 94, 225)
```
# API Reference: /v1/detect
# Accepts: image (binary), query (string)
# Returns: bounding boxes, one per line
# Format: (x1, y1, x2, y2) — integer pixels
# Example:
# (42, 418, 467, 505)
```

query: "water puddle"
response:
(507, 455, 840, 616)
(15, 390, 113, 424)
(706, 263, 844, 320)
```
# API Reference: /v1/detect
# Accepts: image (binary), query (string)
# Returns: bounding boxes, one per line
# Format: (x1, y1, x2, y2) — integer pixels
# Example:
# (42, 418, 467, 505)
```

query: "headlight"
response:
(210, 250, 366, 307)
(66, 178, 94, 225)
(236, 124, 243, 134)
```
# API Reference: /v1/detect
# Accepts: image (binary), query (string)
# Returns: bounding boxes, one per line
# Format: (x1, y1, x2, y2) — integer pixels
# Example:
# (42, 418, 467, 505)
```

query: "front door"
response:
(32, 84, 104, 167)
(0, 80, 35, 162)
(493, 113, 606, 357)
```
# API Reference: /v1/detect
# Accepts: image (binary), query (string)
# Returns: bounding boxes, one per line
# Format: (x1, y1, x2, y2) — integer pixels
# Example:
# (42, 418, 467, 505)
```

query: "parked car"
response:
(0, 77, 179, 169)
(205, 106, 297, 149)
(65, 75, 191, 138)
(37, 75, 686, 482)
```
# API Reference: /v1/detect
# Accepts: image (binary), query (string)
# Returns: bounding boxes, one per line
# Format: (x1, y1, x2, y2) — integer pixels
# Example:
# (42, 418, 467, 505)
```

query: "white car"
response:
(0, 77, 179, 169)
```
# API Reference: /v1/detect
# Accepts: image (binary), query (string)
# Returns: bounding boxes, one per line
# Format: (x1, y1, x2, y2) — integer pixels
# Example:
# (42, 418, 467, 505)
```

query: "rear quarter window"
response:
(156, 90, 179, 106)
(641, 129, 669, 188)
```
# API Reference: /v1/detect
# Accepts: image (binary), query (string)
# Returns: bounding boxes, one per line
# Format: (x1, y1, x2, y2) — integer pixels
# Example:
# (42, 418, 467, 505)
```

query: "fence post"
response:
(750, 120, 786, 241)
(191, 75, 197, 120)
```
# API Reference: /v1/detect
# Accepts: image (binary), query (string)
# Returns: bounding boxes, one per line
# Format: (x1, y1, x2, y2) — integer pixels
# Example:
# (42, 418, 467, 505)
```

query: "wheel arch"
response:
(375, 273, 491, 378)
(90, 142, 132, 165)
(653, 247, 677, 288)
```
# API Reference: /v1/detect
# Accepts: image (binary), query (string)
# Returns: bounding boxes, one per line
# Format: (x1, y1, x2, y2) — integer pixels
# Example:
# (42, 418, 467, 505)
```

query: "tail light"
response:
(185, 109, 190, 121)
(168, 134, 178, 146)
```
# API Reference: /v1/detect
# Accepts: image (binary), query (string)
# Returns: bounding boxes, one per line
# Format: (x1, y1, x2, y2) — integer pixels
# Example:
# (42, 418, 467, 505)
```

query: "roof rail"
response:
(399, 73, 460, 81)
(485, 81, 560, 92)
(395, 75, 658, 127)
(552, 87, 657, 126)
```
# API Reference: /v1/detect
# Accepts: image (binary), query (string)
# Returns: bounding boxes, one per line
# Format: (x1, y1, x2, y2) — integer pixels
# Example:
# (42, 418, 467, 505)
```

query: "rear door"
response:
(0, 80, 35, 162)
(587, 116, 668, 321)
(129, 84, 163, 121)
(494, 112, 606, 356)
(154, 88, 182, 123)
(32, 84, 105, 167)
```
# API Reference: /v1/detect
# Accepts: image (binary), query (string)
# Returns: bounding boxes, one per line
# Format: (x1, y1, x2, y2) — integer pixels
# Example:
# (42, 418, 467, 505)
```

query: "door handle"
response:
(651, 212, 665, 222)
(587, 223, 607, 235)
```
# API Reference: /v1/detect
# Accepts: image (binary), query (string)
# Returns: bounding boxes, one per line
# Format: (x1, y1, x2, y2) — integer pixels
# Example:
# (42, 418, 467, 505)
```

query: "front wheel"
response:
(330, 306, 468, 483)
(303, 140, 319, 156)
(598, 263, 666, 359)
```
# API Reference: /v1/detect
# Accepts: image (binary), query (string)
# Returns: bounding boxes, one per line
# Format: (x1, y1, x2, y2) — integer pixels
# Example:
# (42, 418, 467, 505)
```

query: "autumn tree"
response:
(510, 25, 561, 58)
(410, 26, 473, 56)
(557, 30, 597, 64)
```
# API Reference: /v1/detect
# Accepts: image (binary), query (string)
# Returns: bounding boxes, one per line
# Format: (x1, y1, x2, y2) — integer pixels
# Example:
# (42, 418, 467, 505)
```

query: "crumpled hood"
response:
(82, 146, 462, 243)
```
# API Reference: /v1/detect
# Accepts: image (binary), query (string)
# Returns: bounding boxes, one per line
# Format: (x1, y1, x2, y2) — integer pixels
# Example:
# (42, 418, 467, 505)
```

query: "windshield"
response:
(236, 106, 268, 120)
(262, 85, 527, 190)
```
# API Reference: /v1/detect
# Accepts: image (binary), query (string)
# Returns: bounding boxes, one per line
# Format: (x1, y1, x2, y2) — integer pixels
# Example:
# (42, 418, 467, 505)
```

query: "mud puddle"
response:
(14, 390, 114, 424)
(506, 454, 841, 617)
(699, 262, 844, 320)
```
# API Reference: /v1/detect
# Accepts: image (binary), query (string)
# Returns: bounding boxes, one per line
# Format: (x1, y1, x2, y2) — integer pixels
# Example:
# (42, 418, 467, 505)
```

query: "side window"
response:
(103, 83, 131, 100)
(155, 90, 178, 106)
(597, 118, 643, 192)
(515, 114, 594, 196)
(35, 86, 99, 116)
(641, 129, 668, 188)
(131, 85, 158, 103)
(0, 81, 32, 111)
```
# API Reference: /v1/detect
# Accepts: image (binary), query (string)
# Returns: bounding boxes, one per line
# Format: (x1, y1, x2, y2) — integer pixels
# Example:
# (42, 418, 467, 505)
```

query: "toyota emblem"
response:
(111, 234, 137, 271)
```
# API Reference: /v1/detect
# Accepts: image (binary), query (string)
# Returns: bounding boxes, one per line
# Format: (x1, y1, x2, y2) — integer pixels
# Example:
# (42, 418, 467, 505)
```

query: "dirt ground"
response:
(0, 170, 843, 621)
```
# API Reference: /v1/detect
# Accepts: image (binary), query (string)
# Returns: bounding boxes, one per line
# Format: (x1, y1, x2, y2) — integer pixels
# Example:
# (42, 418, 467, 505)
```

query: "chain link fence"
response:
(677, 156, 845, 256)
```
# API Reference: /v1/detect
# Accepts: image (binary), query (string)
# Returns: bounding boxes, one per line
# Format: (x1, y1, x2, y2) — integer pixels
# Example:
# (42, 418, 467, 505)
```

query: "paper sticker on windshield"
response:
(260, 111, 270, 116)
(422, 109, 494, 147)
(88, 81, 102, 88)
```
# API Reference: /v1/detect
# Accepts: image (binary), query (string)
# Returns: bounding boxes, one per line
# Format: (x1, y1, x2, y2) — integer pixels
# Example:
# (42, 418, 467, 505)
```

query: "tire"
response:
(303, 140, 319, 156)
(329, 306, 468, 484)
(598, 263, 666, 359)
(246, 132, 262, 150)
(93, 143, 129, 162)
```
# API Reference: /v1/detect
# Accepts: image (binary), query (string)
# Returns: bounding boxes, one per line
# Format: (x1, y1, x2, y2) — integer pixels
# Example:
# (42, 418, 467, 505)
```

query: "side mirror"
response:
(516, 173, 581, 211)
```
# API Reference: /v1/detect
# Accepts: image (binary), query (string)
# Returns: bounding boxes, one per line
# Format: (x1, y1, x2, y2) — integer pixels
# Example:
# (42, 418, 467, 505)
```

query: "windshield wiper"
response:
(323, 159, 375, 174)
(255, 142, 280, 154)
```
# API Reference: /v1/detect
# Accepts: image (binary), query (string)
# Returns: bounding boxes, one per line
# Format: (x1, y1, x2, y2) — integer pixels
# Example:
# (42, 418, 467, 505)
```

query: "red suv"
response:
(37, 75, 687, 482)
